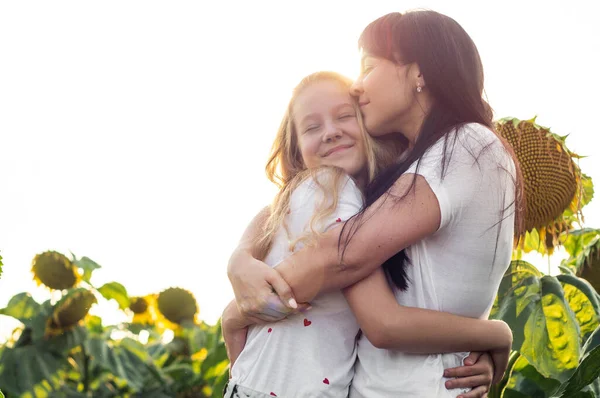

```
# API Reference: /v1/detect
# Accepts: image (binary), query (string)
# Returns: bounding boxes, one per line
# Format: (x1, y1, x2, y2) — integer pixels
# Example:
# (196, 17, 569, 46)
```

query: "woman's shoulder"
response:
(454, 122, 516, 172)
(457, 122, 500, 145)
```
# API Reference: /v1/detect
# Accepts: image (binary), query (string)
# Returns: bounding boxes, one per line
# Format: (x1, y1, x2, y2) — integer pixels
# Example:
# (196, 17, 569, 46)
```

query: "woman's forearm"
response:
(343, 269, 512, 353)
(229, 206, 270, 264)
(370, 306, 511, 353)
(276, 174, 441, 303)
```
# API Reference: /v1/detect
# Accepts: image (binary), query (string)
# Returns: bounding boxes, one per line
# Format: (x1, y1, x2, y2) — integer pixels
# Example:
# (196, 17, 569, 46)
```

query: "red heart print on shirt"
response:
(270, 393, 277, 396)
(303, 318, 311, 327)
(323, 378, 330, 385)
(335, 218, 341, 222)
(268, 328, 272, 333)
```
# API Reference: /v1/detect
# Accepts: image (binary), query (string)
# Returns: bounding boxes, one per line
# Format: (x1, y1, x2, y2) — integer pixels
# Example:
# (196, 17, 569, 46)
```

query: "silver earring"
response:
(416, 85, 422, 93)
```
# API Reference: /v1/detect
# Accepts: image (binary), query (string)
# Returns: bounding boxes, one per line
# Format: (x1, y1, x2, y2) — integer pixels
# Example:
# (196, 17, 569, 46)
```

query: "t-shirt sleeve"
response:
(405, 123, 516, 231)
(289, 171, 364, 236)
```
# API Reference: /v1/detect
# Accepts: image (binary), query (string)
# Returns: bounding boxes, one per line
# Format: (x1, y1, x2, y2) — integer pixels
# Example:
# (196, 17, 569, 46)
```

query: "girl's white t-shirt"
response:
(231, 172, 364, 397)
(350, 123, 517, 398)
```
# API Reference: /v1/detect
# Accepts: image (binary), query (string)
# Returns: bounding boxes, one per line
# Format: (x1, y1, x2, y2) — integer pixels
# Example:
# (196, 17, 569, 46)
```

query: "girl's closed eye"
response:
(305, 124, 320, 133)
(339, 113, 355, 120)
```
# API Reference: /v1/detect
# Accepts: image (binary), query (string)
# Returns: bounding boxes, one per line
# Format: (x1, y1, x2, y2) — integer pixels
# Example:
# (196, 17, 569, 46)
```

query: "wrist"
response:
(491, 320, 513, 349)
(227, 246, 252, 277)
(223, 301, 250, 330)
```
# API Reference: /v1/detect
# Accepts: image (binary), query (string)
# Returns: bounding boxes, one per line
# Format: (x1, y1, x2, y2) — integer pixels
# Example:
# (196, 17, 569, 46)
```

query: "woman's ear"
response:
(411, 64, 426, 91)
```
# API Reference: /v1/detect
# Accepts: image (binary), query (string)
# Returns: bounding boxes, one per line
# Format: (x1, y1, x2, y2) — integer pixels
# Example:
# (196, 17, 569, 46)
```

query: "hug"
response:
(222, 9, 523, 398)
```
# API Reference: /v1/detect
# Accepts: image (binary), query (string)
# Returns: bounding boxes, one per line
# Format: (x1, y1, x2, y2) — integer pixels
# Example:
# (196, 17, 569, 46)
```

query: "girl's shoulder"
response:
(293, 167, 359, 194)
(289, 167, 363, 206)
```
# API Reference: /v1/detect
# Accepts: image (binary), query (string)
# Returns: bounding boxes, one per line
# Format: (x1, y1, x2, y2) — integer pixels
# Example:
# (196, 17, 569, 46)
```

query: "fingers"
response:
(491, 350, 510, 384)
(444, 364, 489, 378)
(296, 302, 312, 312)
(265, 269, 297, 309)
(457, 385, 488, 398)
(464, 351, 484, 366)
(445, 375, 490, 390)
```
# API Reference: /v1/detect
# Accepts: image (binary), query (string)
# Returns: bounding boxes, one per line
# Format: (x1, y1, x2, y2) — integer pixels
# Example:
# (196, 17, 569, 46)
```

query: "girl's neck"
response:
(353, 170, 368, 191)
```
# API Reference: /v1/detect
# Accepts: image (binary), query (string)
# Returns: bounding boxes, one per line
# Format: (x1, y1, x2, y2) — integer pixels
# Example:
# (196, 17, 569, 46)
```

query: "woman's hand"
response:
(228, 247, 299, 321)
(443, 351, 494, 398)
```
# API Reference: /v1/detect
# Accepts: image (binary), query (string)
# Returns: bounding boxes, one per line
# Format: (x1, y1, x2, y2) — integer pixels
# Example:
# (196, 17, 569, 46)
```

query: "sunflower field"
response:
(0, 250, 228, 397)
(1, 117, 600, 397)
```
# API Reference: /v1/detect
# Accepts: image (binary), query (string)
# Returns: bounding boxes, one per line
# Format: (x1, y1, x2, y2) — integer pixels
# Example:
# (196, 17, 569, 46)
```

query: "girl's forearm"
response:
(222, 300, 255, 330)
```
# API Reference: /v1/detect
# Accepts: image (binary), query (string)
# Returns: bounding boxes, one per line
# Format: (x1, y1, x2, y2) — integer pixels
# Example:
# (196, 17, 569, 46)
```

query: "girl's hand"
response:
(228, 247, 299, 321)
(222, 302, 248, 366)
(443, 351, 494, 398)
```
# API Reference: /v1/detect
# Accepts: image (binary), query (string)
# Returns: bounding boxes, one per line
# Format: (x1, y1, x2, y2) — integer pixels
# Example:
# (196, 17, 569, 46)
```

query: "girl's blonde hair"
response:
(255, 71, 403, 259)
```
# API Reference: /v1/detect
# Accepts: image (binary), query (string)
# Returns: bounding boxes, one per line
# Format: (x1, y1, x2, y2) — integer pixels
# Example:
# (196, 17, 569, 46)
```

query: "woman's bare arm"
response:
(343, 269, 511, 352)
(227, 207, 299, 313)
(275, 173, 441, 303)
(343, 268, 511, 384)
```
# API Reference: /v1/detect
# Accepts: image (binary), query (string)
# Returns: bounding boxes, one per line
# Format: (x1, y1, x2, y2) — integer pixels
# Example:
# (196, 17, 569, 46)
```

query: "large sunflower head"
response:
(157, 287, 198, 325)
(45, 288, 96, 338)
(31, 251, 80, 290)
(495, 117, 588, 254)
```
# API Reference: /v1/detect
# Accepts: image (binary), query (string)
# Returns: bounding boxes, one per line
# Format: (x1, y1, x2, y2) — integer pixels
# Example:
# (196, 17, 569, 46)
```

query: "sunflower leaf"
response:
(502, 355, 561, 397)
(520, 276, 581, 382)
(553, 345, 600, 397)
(0, 293, 41, 326)
(73, 256, 102, 283)
(98, 281, 130, 310)
(557, 275, 600, 342)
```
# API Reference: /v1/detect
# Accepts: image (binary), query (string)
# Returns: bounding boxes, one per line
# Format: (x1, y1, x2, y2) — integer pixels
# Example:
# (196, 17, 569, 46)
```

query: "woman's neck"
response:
(395, 95, 432, 149)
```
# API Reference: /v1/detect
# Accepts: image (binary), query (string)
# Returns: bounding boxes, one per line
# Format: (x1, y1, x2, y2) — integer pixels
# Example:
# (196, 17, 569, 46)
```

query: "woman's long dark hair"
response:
(341, 11, 525, 290)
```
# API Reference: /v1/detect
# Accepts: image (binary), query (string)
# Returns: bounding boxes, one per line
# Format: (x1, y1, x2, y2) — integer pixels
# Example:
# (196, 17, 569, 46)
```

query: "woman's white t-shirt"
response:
(231, 172, 364, 397)
(350, 123, 517, 398)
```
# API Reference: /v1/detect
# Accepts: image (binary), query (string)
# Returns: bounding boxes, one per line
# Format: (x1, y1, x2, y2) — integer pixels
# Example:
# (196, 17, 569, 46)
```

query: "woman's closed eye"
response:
(361, 65, 374, 75)
(338, 113, 355, 120)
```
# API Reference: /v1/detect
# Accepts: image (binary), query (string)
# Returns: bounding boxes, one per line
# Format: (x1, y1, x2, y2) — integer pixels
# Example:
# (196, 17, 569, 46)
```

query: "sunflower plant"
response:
(488, 117, 600, 397)
(0, 251, 228, 397)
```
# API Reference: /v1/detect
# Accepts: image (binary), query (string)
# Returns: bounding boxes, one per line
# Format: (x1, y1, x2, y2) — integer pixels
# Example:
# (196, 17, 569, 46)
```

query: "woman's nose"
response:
(350, 79, 363, 97)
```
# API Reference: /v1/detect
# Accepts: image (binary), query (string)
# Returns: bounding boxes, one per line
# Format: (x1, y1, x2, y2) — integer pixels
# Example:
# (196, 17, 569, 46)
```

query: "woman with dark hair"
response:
(226, 10, 523, 397)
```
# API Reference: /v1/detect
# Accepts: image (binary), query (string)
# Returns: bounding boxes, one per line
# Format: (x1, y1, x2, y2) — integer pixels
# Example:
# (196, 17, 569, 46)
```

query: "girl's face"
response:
(350, 55, 417, 137)
(293, 80, 368, 183)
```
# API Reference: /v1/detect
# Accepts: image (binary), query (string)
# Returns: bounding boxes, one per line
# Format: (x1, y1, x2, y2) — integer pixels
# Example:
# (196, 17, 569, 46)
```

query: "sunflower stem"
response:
(81, 343, 90, 393)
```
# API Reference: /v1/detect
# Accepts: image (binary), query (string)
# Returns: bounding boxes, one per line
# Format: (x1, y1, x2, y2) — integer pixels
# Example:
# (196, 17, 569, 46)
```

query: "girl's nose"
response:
(323, 125, 343, 142)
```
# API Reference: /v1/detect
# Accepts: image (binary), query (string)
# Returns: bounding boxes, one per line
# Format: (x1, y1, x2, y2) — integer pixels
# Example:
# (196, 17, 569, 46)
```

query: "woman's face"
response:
(350, 55, 416, 137)
(293, 80, 368, 182)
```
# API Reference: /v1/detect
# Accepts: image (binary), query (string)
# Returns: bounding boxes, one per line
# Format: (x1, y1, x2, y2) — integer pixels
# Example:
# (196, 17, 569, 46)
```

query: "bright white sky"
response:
(1, 1, 599, 341)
